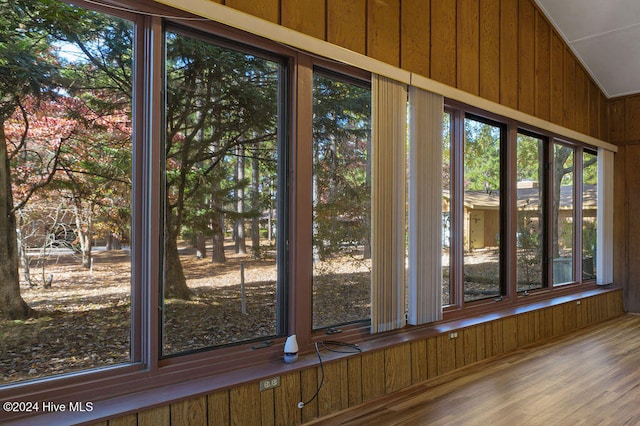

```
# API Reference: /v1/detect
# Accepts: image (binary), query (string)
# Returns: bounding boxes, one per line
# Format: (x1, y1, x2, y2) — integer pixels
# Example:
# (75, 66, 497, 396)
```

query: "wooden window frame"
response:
(515, 129, 551, 294)
(442, 99, 600, 321)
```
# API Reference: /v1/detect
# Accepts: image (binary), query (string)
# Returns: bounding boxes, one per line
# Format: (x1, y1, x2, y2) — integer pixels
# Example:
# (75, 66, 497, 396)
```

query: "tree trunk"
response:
(196, 232, 206, 259)
(552, 146, 572, 259)
(106, 232, 113, 251)
(72, 198, 93, 269)
(0, 125, 33, 319)
(268, 205, 273, 242)
(552, 167, 562, 259)
(164, 224, 192, 300)
(16, 214, 33, 286)
(251, 150, 260, 258)
(211, 217, 226, 263)
(235, 145, 246, 254)
(18, 234, 32, 286)
(78, 230, 92, 269)
(112, 236, 122, 250)
(211, 178, 226, 263)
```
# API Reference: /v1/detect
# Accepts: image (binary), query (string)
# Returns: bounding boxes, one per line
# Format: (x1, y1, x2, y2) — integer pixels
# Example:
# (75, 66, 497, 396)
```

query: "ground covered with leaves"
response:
(163, 250, 280, 355)
(1, 244, 505, 385)
(0, 244, 372, 385)
(1, 251, 131, 384)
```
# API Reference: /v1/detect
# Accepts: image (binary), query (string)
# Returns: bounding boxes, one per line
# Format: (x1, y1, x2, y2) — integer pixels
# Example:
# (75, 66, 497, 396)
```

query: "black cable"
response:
(297, 340, 362, 409)
(298, 342, 324, 409)
(320, 340, 362, 354)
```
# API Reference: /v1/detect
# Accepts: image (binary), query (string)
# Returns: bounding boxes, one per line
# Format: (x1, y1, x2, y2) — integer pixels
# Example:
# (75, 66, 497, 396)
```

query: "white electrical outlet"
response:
(260, 376, 281, 391)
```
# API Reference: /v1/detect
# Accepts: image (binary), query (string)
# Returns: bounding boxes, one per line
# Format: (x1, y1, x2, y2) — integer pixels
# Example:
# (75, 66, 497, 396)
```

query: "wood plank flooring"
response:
(306, 314, 640, 426)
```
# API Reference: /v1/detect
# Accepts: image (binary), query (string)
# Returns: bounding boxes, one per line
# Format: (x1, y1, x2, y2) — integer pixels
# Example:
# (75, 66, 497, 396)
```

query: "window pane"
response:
(442, 112, 452, 305)
(463, 118, 501, 302)
(163, 30, 282, 355)
(312, 72, 371, 330)
(553, 144, 574, 285)
(2, 2, 132, 384)
(583, 151, 597, 281)
(516, 134, 544, 292)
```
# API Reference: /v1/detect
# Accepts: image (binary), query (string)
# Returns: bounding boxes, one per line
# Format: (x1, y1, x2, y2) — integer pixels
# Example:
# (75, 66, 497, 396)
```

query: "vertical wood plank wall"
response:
(102, 291, 624, 425)
(222, 0, 606, 140)
(608, 93, 640, 314)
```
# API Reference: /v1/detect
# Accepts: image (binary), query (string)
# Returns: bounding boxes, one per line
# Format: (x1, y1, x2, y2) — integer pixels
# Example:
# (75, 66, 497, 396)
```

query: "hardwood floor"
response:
(306, 314, 640, 426)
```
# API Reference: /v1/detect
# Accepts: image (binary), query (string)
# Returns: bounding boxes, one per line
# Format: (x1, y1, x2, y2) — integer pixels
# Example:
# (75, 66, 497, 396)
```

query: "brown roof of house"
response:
(444, 185, 597, 210)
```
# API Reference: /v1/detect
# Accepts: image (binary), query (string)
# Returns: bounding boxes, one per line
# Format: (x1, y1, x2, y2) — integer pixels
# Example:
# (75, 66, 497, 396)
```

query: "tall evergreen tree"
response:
(164, 31, 279, 299)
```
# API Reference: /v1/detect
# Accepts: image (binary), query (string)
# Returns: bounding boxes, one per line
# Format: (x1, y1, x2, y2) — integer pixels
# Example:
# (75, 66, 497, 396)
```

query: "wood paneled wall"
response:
(607, 93, 640, 313)
(217, 0, 609, 141)
(100, 291, 623, 426)
(609, 94, 640, 145)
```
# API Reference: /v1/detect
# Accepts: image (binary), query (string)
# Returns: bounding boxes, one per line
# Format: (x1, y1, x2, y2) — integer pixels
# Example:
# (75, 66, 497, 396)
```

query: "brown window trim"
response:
(442, 98, 602, 322)
(291, 54, 372, 354)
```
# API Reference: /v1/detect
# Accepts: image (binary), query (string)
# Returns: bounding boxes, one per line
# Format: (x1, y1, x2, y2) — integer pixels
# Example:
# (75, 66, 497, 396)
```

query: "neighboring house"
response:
(444, 182, 597, 251)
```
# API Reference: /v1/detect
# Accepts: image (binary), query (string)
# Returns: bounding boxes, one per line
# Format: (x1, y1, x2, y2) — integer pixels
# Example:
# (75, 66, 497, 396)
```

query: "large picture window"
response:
(516, 132, 545, 293)
(1, 1, 613, 421)
(162, 27, 285, 355)
(311, 70, 371, 330)
(582, 150, 598, 281)
(442, 112, 452, 305)
(553, 143, 575, 285)
(462, 117, 502, 302)
(444, 103, 601, 309)
(0, 0, 133, 384)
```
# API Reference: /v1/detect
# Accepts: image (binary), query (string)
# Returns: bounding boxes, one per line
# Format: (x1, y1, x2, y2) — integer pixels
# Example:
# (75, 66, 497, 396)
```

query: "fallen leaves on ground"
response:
(0, 245, 372, 384)
(1, 244, 508, 385)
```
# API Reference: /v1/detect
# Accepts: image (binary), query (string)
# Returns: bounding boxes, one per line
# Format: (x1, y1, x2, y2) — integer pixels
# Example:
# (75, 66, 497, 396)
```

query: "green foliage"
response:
(0, 0, 58, 117)
(165, 30, 279, 224)
(162, 29, 283, 290)
(515, 133, 544, 289)
(4, 0, 134, 210)
(312, 73, 371, 259)
(516, 209, 542, 288)
(583, 219, 597, 255)
(516, 134, 544, 183)
(464, 118, 500, 191)
(583, 151, 598, 185)
(442, 112, 451, 188)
